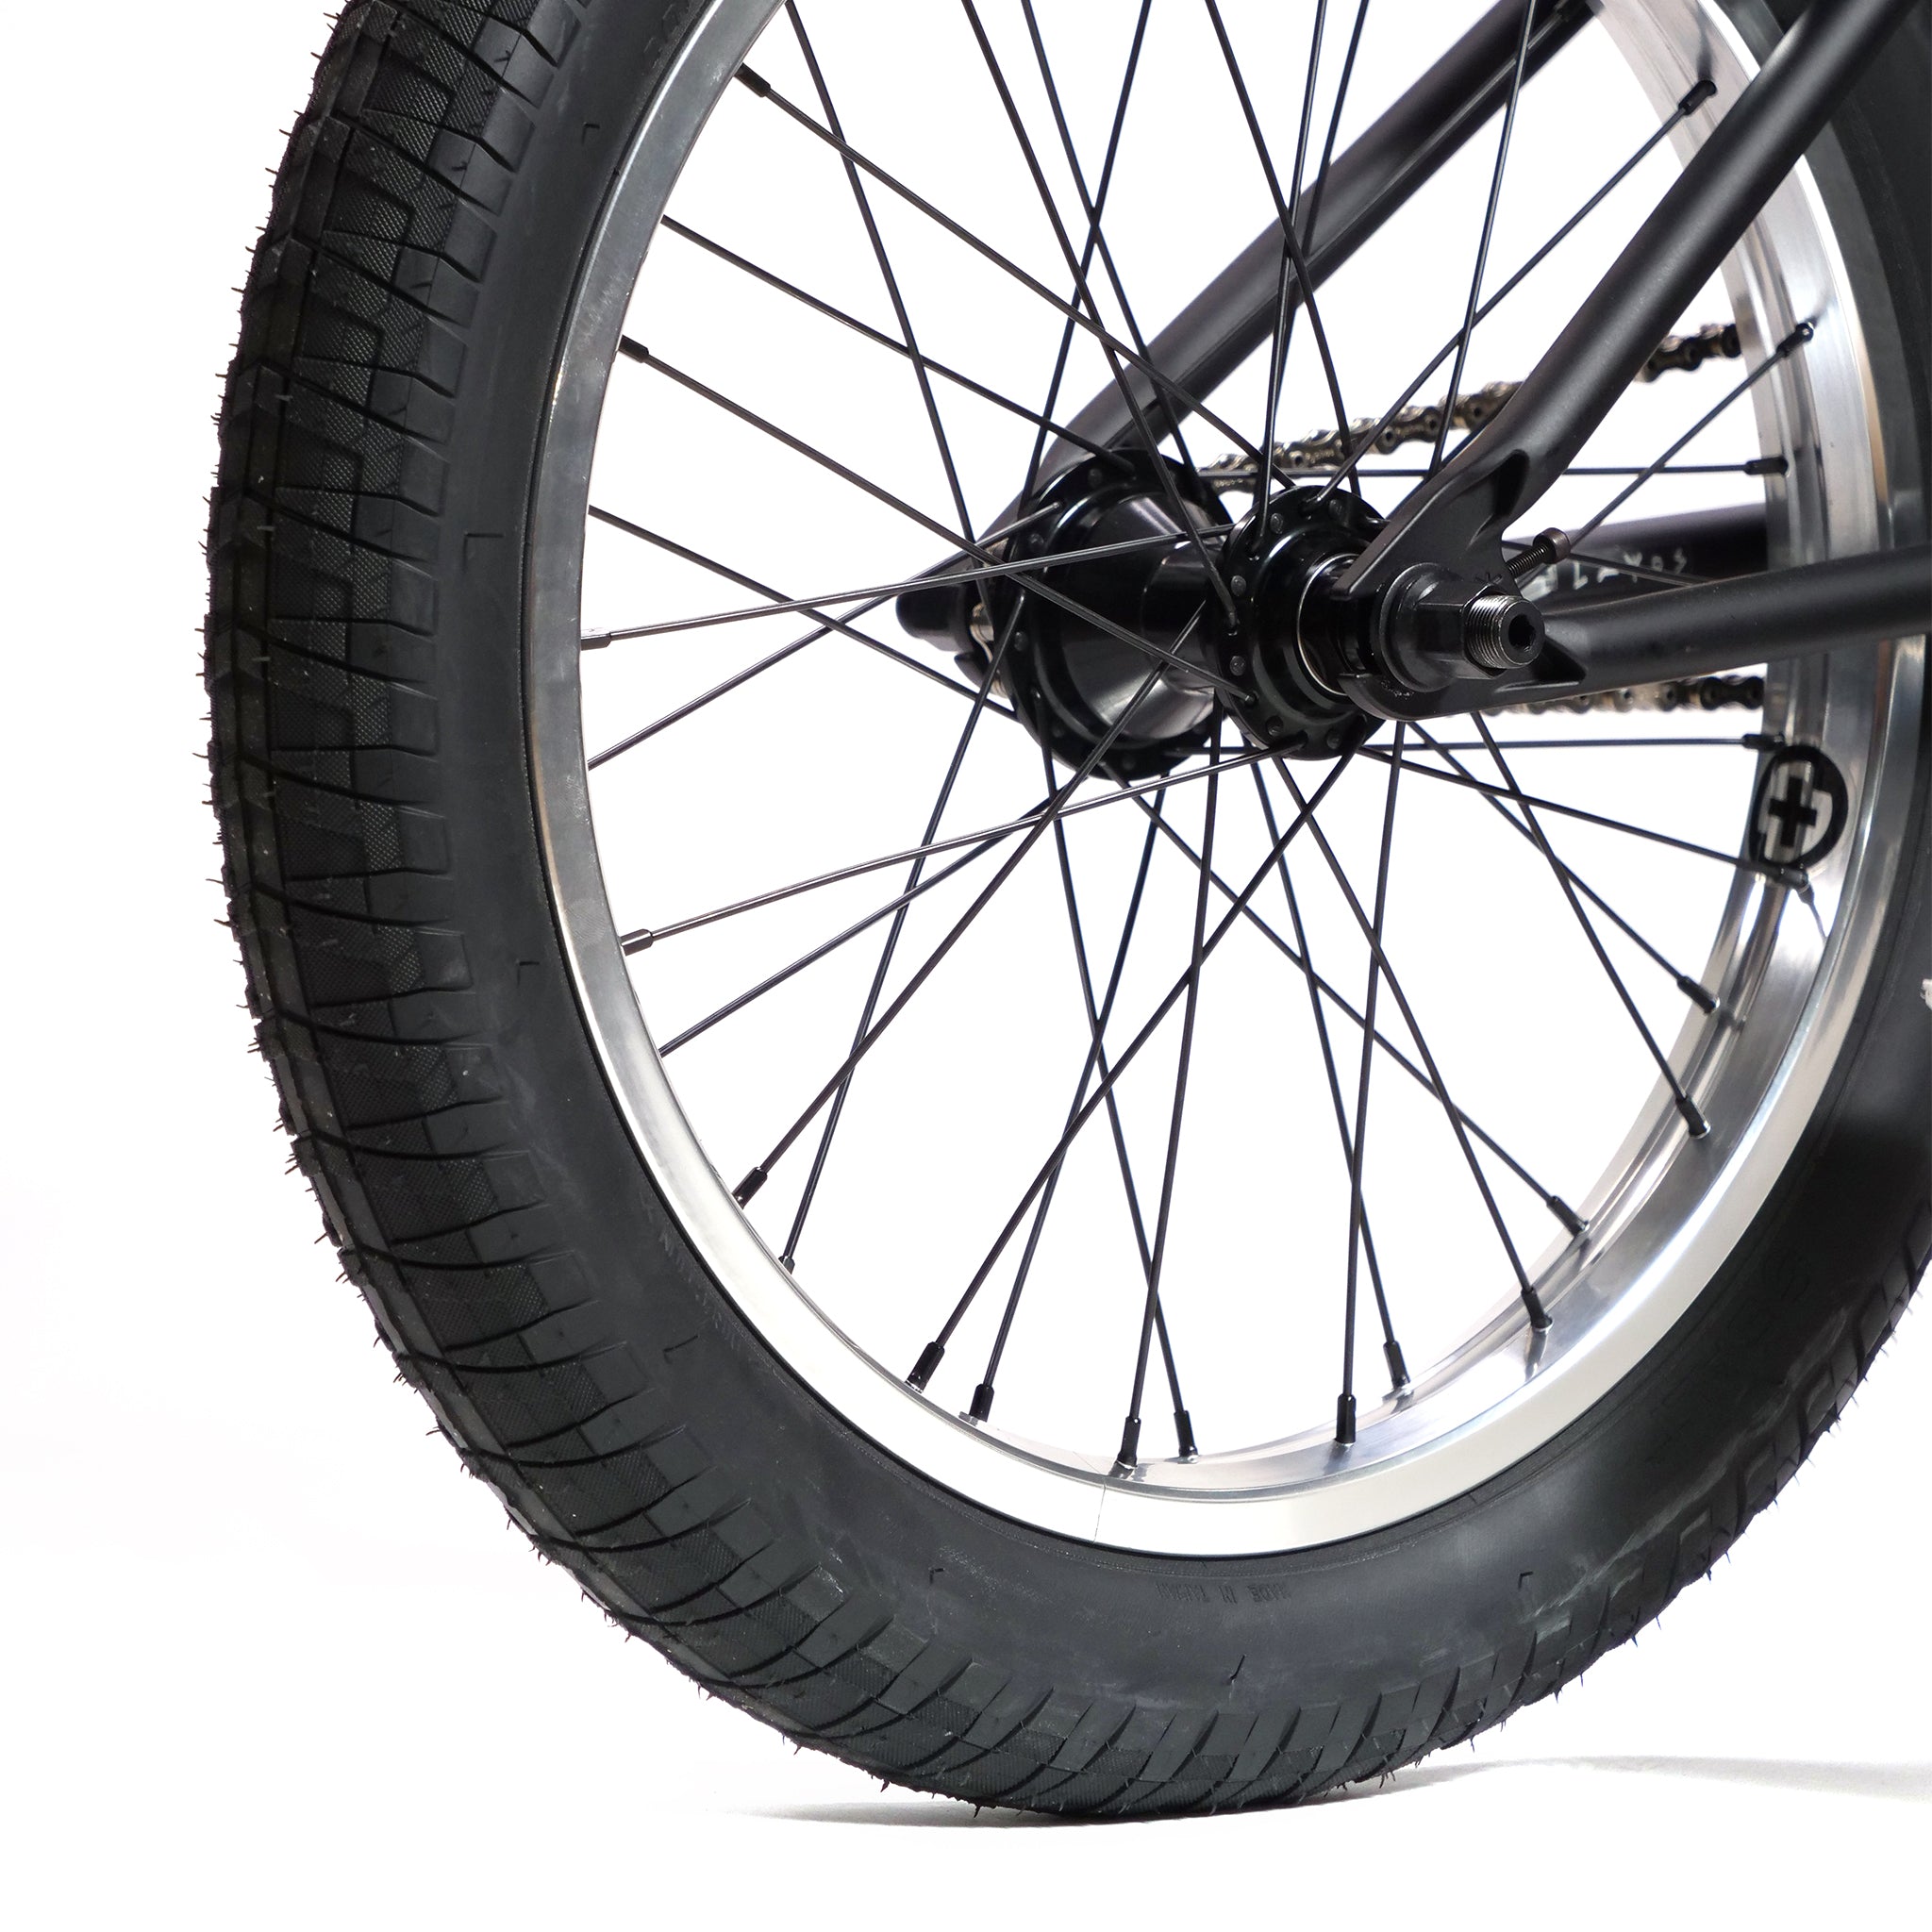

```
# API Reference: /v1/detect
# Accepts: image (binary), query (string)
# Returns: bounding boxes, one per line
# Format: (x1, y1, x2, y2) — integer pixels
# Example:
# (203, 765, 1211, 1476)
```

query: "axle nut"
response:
(1462, 590, 1545, 673)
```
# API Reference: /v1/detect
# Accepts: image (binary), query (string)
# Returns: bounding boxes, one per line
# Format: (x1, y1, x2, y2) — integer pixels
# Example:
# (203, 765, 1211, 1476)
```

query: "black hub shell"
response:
(1214, 485, 1386, 759)
(897, 466, 1397, 770)
(988, 453, 1229, 782)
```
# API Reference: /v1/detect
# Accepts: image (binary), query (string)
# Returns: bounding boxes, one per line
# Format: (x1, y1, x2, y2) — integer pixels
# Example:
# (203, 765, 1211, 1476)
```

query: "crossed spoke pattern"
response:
(575, 1, 1800, 1464)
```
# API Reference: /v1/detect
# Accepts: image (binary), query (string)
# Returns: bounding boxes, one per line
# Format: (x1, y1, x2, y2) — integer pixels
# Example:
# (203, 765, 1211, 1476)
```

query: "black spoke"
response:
(1472, 720, 1709, 1134)
(747, 7, 1205, 1258)
(1015, 0, 1191, 494)
(587, 527, 1225, 646)
(1274, 0, 1373, 512)
(1273, 760, 1549, 1326)
(1116, 722, 1224, 1471)
(1205, 0, 1357, 511)
(1411, 725, 1719, 1010)
(1570, 323, 1814, 543)
(919, 4, 1174, 1422)
(585, 510, 1000, 743)
(1250, 765, 1399, 1362)
(780, 603, 1028, 1267)
(974, 775, 1191, 1443)
(1011, 0, 1154, 498)
(1051, 1, 1595, 466)
(965, 0, 1237, 615)
(1428, 0, 1537, 475)
(600, 16, 1166, 775)
(914, 754, 1357, 1384)
(658, 219, 1126, 471)
(1556, 459, 1781, 477)
(1245, 0, 1326, 513)
(1310, 76, 1714, 508)
(1050, 788, 1194, 1449)
(592, 623, 841, 770)
(621, 339, 972, 550)
(1424, 735, 1750, 750)
(620, 732, 1272, 953)
(787, 3, 974, 540)
(736, 646, 1186, 1208)
(1300, 0, 1372, 257)
(658, 825, 1011, 1056)
(1140, 786, 1584, 1237)
(999, 7, 1231, 1428)
(731, 62, 1265, 464)
(1336, 725, 1407, 1445)
(621, 340, 1246, 701)
(1354, 744, 1802, 884)
(1260, 458, 1772, 485)
(973, 795, 1159, 1417)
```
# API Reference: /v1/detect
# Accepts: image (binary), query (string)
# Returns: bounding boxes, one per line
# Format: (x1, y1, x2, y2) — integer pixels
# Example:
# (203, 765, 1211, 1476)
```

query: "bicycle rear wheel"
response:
(210, 0, 1928, 1812)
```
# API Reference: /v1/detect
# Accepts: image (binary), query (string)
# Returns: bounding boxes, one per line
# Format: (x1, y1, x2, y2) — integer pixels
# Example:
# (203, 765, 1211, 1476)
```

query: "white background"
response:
(1, 3, 1925, 1926)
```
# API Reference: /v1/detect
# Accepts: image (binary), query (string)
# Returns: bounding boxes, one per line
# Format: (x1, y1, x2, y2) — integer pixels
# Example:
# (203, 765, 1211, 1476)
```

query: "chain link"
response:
(1491, 674, 1764, 715)
(1203, 382, 1521, 482)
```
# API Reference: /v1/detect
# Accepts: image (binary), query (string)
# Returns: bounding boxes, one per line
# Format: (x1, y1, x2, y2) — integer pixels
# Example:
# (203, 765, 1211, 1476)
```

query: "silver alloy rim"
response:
(527, 0, 1922, 1554)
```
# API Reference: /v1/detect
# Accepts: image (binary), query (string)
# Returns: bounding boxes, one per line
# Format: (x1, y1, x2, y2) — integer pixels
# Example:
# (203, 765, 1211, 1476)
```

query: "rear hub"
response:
(897, 455, 1399, 769)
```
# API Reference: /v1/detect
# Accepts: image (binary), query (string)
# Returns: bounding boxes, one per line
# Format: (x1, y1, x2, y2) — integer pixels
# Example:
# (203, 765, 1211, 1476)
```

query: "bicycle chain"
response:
(1489, 673, 1764, 715)
(1202, 381, 1522, 480)
(1204, 321, 1744, 484)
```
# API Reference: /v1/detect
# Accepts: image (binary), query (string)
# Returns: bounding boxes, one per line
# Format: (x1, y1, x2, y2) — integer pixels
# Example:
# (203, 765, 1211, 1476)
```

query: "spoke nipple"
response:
(1383, 1341, 1410, 1392)
(908, 1341, 945, 1391)
(1114, 1417, 1142, 1474)
(1547, 1195, 1587, 1240)
(1523, 1287, 1553, 1332)
(731, 1164, 767, 1205)
(735, 62, 772, 97)
(968, 1383, 993, 1423)
(1174, 1408, 1198, 1459)
(1679, 1096, 1711, 1139)
(1676, 974, 1720, 1014)
(1334, 1393, 1357, 1447)
(622, 929, 656, 955)
(580, 632, 612, 651)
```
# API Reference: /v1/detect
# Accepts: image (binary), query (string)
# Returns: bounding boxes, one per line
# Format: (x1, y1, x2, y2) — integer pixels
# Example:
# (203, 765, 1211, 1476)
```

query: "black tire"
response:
(208, 0, 1930, 1814)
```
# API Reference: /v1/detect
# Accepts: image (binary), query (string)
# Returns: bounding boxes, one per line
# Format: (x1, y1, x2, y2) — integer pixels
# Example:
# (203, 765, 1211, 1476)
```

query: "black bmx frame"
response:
(1056, 0, 1929, 718)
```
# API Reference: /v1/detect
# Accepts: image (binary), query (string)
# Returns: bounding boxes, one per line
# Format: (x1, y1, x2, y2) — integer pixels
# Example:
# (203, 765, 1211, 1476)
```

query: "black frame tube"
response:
(1536, 541, 1931, 698)
(1342, 0, 1921, 593)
